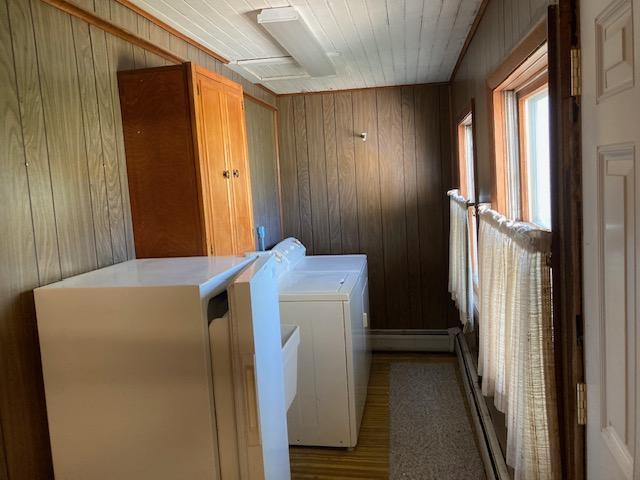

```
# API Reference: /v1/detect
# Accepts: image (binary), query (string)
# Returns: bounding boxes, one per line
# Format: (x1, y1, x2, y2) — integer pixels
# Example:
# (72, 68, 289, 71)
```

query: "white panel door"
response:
(582, 0, 640, 478)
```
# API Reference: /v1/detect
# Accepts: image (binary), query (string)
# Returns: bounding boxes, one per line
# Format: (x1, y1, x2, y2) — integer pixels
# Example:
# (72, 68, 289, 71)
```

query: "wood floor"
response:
(289, 352, 458, 480)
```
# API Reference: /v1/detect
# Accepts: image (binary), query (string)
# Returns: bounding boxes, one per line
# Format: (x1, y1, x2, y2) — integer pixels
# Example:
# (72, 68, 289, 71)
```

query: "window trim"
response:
(455, 102, 480, 293)
(455, 101, 479, 202)
(517, 79, 549, 223)
(487, 20, 548, 218)
(456, 111, 474, 201)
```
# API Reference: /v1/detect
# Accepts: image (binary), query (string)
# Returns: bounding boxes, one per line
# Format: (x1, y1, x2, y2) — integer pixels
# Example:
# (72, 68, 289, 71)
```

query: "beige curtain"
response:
(448, 190, 474, 330)
(477, 206, 560, 480)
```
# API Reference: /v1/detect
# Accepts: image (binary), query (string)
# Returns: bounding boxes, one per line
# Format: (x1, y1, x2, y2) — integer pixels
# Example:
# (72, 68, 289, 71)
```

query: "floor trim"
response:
(369, 329, 456, 352)
(454, 332, 510, 480)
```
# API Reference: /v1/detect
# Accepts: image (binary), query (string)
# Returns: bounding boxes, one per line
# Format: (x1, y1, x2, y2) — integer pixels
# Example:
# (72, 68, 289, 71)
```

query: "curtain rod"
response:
(446, 189, 475, 207)
(478, 205, 551, 254)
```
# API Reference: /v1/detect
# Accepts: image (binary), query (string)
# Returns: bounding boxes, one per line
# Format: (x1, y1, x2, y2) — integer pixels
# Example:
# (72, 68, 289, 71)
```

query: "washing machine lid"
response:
(278, 271, 358, 301)
(292, 255, 366, 273)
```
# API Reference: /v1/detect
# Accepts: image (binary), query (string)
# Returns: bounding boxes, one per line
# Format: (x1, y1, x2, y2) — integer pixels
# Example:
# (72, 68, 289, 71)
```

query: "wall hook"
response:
(359, 132, 367, 142)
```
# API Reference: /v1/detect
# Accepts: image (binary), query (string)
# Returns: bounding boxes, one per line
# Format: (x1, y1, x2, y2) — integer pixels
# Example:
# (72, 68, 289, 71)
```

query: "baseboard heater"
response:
(369, 329, 456, 352)
(454, 331, 510, 480)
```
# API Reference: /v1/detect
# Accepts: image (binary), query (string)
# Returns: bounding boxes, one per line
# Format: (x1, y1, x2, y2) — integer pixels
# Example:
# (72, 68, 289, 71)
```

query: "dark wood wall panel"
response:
(103, 17, 137, 260)
(400, 86, 424, 328)
(0, 421, 6, 480)
(245, 98, 282, 250)
(1, 2, 52, 478)
(377, 88, 410, 325)
(415, 87, 447, 328)
(0, 0, 278, 478)
(293, 96, 314, 252)
(335, 92, 359, 253)
(90, 21, 130, 263)
(277, 85, 454, 330)
(321, 94, 341, 254)
(305, 95, 330, 255)
(277, 96, 301, 241)
(73, 15, 114, 268)
(32, 1, 98, 278)
(353, 89, 387, 328)
(8, 0, 60, 286)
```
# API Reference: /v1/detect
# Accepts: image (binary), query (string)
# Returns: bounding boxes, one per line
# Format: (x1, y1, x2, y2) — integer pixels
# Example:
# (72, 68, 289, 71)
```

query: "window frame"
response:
(455, 103, 479, 293)
(457, 111, 475, 201)
(487, 21, 549, 221)
(517, 78, 549, 225)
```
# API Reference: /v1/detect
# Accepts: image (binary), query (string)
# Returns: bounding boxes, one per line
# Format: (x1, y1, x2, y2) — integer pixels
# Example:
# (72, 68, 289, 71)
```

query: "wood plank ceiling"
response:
(127, 0, 482, 93)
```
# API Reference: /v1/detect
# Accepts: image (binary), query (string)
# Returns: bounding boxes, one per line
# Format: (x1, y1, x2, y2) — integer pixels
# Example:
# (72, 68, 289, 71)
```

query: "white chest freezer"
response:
(34, 256, 292, 480)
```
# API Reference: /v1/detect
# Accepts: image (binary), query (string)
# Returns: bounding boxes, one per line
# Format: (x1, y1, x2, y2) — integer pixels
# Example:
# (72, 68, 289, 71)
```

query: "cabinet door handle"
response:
(223, 170, 231, 179)
(232, 169, 240, 178)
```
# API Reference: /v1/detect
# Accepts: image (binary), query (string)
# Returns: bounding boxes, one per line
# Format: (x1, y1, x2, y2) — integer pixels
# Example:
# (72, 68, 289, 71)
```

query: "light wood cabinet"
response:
(118, 63, 254, 257)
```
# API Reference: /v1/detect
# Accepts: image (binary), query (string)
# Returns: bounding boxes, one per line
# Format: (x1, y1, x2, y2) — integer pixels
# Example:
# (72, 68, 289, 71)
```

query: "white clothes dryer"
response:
(271, 238, 371, 448)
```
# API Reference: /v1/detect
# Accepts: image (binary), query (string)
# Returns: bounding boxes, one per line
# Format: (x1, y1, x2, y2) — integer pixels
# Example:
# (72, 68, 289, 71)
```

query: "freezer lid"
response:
(227, 255, 291, 480)
(35, 256, 253, 292)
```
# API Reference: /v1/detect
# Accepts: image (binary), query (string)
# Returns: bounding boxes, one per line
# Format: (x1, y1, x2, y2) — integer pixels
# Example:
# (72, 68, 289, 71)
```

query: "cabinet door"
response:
(119, 65, 206, 258)
(195, 74, 236, 255)
(224, 91, 255, 252)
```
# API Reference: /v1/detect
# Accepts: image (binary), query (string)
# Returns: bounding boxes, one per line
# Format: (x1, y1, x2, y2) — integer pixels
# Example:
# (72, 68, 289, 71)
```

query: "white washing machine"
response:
(270, 238, 371, 448)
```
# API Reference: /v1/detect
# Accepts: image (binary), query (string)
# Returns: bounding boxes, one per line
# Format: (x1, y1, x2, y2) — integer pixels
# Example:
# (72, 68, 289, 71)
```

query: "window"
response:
(489, 35, 552, 230)
(457, 113, 475, 201)
(521, 87, 551, 228)
(457, 111, 478, 289)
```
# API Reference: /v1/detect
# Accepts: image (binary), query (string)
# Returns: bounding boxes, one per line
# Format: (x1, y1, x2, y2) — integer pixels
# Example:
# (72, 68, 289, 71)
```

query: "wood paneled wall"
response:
(0, 0, 277, 478)
(451, 0, 555, 202)
(63, 0, 276, 107)
(277, 86, 454, 330)
(452, 0, 557, 470)
(245, 98, 283, 250)
(452, 0, 555, 364)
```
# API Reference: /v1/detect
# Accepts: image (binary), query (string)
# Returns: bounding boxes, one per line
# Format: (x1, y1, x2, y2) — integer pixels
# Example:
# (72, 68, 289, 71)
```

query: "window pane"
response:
(525, 88, 551, 229)
(464, 124, 475, 201)
(504, 91, 522, 219)
(457, 114, 478, 289)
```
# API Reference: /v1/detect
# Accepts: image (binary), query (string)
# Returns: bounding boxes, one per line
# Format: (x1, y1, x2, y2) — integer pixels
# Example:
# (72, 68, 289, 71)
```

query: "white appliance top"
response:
(293, 255, 366, 273)
(277, 271, 358, 302)
(270, 238, 366, 278)
(37, 256, 254, 295)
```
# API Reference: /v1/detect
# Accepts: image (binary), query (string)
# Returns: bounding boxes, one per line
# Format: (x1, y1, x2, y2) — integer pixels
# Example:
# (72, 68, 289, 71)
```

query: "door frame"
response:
(548, 2, 585, 479)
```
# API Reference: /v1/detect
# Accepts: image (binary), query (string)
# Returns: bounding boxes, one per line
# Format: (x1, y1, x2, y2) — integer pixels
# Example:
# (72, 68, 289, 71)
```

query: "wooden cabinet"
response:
(118, 63, 254, 257)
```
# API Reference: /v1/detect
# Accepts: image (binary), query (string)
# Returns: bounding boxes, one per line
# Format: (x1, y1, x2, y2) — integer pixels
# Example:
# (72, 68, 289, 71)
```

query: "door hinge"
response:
(196, 83, 201, 96)
(570, 47, 582, 97)
(577, 382, 587, 425)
